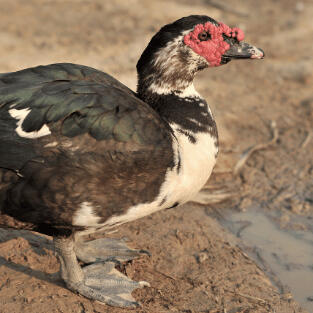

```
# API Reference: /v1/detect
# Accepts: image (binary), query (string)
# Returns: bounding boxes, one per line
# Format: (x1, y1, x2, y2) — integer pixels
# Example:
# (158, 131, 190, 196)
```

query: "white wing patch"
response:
(9, 108, 51, 139)
(73, 202, 102, 226)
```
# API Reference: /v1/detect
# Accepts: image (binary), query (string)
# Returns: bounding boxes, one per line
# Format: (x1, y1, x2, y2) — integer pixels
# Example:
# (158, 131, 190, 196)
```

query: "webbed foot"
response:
(74, 237, 150, 263)
(54, 236, 149, 308)
(69, 262, 149, 308)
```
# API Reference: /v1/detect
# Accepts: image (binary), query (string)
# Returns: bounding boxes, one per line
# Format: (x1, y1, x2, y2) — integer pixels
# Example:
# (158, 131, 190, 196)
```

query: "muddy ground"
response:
(0, 0, 312, 312)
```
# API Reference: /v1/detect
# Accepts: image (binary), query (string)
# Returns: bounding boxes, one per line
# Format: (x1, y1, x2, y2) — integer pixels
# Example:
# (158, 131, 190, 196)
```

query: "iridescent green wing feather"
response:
(0, 63, 170, 170)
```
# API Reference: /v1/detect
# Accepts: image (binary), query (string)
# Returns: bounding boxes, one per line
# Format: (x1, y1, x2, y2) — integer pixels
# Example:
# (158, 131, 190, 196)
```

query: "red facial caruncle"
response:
(183, 22, 245, 67)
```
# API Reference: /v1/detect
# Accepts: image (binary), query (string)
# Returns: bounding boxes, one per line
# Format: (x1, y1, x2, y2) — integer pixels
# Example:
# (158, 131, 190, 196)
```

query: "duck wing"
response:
(0, 63, 172, 170)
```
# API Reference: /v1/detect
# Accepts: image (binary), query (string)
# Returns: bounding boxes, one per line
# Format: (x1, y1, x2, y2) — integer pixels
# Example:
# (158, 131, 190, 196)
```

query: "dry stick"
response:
(192, 183, 236, 205)
(212, 169, 233, 174)
(202, 184, 229, 190)
(203, 180, 235, 191)
(225, 289, 267, 304)
(234, 292, 267, 304)
(191, 190, 235, 205)
(233, 120, 279, 176)
(146, 268, 176, 281)
(300, 130, 312, 148)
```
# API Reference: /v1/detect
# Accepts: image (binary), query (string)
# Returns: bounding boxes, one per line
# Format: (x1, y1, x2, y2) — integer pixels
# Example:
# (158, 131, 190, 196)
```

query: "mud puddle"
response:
(221, 208, 313, 312)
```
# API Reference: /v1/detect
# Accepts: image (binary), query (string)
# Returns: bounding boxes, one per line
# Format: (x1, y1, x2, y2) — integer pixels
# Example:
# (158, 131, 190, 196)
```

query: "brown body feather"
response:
(0, 63, 173, 236)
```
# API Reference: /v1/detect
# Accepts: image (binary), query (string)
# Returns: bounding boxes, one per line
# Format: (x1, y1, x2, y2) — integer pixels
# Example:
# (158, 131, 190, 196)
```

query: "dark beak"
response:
(222, 41, 264, 63)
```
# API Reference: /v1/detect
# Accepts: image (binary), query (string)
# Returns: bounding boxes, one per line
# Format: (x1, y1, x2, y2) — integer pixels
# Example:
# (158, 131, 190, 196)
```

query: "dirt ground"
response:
(0, 0, 312, 312)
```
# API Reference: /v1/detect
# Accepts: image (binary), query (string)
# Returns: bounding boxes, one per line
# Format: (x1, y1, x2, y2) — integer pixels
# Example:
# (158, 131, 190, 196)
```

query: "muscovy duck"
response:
(0, 15, 264, 307)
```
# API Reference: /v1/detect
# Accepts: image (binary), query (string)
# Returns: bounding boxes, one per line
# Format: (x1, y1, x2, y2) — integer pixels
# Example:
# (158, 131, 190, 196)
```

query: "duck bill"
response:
(222, 42, 265, 63)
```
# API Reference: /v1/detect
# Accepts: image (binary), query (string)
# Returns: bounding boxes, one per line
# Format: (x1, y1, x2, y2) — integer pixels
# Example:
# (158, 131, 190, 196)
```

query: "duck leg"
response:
(74, 236, 150, 264)
(54, 236, 149, 308)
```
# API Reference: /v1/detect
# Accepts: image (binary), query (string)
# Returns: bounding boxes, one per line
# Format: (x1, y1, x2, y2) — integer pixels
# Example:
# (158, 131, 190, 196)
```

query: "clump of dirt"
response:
(0, 0, 312, 312)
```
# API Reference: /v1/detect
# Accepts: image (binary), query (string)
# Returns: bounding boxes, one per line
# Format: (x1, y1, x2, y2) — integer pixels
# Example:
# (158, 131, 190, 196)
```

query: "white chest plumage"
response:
(161, 124, 218, 205)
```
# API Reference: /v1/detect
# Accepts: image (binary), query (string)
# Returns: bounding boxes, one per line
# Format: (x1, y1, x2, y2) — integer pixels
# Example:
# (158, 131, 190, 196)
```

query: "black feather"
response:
(0, 63, 171, 171)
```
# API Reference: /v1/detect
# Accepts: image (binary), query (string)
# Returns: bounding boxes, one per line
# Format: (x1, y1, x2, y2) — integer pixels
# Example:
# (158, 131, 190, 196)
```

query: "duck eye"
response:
(198, 31, 211, 41)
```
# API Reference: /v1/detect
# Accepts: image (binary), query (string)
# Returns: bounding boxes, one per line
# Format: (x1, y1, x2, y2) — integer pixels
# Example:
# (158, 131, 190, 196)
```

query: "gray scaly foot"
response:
(54, 237, 149, 308)
(69, 262, 149, 307)
(74, 237, 150, 263)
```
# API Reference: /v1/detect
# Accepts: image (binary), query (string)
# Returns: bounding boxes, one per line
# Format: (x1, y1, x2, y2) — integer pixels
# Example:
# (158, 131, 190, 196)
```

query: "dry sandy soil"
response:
(0, 0, 312, 312)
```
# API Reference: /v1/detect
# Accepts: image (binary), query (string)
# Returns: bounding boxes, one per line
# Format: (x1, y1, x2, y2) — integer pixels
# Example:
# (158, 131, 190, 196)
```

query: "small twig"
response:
(225, 289, 267, 304)
(234, 120, 279, 176)
(212, 169, 233, 174)
(191, 190, 234, 205)
(300, 130, 312, 148)
(148, 268, 177, 281)
(202, 184, 227, 190)
(174, 229, 183, 245)
(235, 292, 267, 304)
(104, 228, 119, 235)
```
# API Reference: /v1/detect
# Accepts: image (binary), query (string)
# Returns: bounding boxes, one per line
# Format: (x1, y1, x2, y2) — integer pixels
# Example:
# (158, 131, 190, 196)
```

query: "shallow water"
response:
(223, 209, 313, 312)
